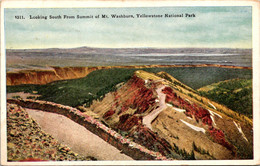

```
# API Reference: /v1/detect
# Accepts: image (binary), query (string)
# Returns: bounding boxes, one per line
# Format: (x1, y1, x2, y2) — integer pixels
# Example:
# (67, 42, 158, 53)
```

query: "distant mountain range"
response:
(7, 47, 252, 55)
(6, 47, 252, 72)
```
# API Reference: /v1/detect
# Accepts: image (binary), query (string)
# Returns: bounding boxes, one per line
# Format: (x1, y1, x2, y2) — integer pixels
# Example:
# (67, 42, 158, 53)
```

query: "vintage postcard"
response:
(1, 0, 259, 165)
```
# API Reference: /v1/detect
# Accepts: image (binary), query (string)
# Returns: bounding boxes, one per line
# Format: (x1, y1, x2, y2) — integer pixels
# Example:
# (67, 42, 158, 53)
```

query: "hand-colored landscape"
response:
(6, 47, 253, 161)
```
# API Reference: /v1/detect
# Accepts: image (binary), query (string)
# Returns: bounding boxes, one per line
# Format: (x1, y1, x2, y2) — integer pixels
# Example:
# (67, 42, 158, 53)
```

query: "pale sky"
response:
(5, 7, 252, 49)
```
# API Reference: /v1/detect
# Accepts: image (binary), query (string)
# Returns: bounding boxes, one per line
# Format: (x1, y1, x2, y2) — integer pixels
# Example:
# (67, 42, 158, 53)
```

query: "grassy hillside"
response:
(7, 67, 252, 107)
(198, 79, 252, 118)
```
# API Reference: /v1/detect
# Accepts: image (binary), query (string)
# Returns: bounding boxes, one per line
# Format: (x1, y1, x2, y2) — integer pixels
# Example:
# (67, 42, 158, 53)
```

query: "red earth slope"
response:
(85, 70, 253, 160)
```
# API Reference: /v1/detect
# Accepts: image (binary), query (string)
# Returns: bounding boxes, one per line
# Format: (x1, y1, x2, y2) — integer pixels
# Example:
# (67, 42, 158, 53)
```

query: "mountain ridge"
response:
(7, 69, 253, 160)
(6, 64, 252, 86)
(82, 70, 253, 159)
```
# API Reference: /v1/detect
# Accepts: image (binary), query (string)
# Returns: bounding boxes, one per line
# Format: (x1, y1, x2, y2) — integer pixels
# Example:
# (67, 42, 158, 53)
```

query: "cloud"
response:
(4, 7, 252, 49)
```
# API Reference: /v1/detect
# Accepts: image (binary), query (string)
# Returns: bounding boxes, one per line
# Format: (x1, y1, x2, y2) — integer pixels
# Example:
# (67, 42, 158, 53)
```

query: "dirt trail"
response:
(142, 85, 166, 130)
(25, 108, 133, 160)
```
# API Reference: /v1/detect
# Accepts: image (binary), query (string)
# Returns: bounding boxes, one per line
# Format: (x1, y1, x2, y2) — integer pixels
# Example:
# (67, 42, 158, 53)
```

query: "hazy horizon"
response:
(6, 46, 253, 50)
(6, 46, 252, 72)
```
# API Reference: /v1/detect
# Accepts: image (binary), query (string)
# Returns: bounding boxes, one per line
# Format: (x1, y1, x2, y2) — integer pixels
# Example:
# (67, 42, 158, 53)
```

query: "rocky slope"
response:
(82, 70, 253, 160)
(7, 103, 96, 161)
(6, 65, 251, 86)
